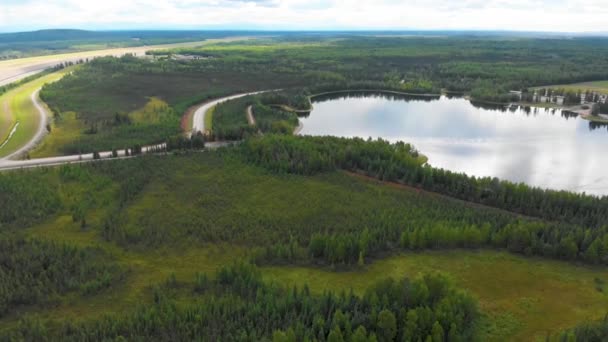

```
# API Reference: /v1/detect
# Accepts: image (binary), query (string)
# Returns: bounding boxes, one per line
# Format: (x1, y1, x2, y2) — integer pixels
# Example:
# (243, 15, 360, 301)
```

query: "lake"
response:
(299, 92, 608, 195)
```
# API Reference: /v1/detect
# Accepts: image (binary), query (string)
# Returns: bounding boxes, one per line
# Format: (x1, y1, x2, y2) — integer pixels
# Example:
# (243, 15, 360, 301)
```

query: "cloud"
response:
(0, 0, 607, 32)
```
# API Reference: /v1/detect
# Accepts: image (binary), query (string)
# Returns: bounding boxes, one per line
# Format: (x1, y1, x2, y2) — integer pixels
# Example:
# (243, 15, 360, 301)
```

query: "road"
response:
(0, 40, 213, 87)
(2, 88, 47, 160)
(246, 105, 256, 126)
(191, 90, 273, 135)
(0, 88, 262, 171)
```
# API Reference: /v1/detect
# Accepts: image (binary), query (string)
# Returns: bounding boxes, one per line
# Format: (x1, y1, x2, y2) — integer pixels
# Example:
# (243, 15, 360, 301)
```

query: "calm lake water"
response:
(299, 92, 608, 195)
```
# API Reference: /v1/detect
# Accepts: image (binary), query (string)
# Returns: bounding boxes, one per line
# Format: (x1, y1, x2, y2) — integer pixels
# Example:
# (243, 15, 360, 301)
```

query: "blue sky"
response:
(0, 0, 606, 33)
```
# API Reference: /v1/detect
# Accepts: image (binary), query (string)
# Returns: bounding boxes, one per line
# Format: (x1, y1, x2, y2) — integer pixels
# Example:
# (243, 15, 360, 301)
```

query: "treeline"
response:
(255, 219, 608, 266)
(554, 315, 608, 342)
(307, 81, 441, 98)
(5, 262, 479, 341)
(164, 36, 608, 103)
(211, 95, 300, 140)
(260, 90, 312, 111)
(240, 135, 608, 228)
(211, 96, 257, 140)
(0, 235, 122, 317)
(252, 104, 299, 134)
(239, 135, 608, 265)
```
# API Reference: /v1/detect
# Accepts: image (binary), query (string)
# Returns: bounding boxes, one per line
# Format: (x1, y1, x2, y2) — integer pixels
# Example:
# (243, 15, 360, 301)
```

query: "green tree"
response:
(328, 326, 344, 342)
(352, 326, 368, 342)
(431, 321, 444, 342)
(377, 309, 397, 341)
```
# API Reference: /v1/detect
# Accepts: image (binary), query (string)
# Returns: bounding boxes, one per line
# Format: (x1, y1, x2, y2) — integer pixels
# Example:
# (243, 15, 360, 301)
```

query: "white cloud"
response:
(0, 0, 607, 32)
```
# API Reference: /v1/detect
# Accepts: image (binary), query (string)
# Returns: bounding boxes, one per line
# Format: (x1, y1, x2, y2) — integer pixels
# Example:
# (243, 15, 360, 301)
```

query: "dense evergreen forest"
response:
(161, 36, 608, 102)
(5, 262, 479, 341)
(0, 235, 122, 317)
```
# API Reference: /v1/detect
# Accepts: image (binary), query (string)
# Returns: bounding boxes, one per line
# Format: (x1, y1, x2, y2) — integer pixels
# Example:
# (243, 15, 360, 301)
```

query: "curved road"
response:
(0, 90, 274, 171)
(191, 90, 271, 135)
(2, 88, 48, 160)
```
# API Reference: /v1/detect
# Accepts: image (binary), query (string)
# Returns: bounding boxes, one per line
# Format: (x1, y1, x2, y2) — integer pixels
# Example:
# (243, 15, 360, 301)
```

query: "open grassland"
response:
(0, 151, 606, 340)
(28, 111, 85, 158)
(205, 104, 215, 131)
(0, 97, 14, 143)
(264, 250, 608, 342)
(535, 80, 608, 94)
(0, 68, 71, 158)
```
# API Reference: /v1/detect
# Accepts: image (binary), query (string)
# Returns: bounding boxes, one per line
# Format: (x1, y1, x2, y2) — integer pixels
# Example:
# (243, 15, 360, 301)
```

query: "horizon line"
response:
(1, 27, 608, 36)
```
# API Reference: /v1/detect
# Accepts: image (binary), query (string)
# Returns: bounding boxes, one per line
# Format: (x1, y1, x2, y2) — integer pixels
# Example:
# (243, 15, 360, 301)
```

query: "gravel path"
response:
(246, 105, 256, 126)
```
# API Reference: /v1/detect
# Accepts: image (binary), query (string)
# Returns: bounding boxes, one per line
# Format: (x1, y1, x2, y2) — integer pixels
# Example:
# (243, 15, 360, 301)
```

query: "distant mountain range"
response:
(1, 28, 608, 42)
(0, 29, 219, 43)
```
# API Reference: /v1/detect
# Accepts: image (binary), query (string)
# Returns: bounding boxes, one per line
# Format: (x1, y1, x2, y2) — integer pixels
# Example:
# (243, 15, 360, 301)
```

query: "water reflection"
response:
(300, 92, 608, 195)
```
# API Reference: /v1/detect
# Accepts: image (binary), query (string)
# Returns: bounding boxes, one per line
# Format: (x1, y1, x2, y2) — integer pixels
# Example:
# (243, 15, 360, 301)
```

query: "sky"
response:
(1, 0, 607, 33)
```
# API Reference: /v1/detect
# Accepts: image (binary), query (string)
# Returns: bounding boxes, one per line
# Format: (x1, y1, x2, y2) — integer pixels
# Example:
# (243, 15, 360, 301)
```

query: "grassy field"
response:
(264, 250, 608, 341)
(28, 111, 85, 158)
(0, 68, 71, 158)
(535, 80, 608, 94)
(205, 104, 215, 131)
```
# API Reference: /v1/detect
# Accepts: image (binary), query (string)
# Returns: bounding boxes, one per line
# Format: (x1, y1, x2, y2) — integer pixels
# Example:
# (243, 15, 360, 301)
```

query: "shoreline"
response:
(275, 89, 443, 115)
(310, 89, 442, 99)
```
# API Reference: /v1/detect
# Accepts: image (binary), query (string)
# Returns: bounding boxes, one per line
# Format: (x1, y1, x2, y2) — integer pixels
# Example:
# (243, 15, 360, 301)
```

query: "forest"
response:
(3, 34, 608, 340)
(240, 135, 608, 229)
(0, 148, 606, 339)
(211, 94, 300, 140)
(159, 36, 608, 102)
(5, 262, 478, 341)
(38, 35, 608, 153)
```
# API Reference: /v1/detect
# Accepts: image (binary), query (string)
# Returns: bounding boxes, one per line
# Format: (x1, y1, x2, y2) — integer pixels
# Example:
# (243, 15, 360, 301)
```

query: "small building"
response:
(509, 90, 523, 100)
(555, 96, 565, 105)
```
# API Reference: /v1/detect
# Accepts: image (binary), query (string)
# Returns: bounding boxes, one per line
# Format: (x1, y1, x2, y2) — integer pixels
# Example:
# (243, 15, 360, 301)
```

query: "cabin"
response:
(509, 90, 523, 100)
